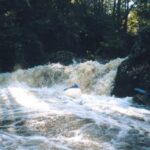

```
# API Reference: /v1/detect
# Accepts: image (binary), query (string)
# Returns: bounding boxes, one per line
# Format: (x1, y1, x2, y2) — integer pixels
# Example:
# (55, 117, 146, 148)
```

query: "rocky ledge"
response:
(112, 50, 150, 105)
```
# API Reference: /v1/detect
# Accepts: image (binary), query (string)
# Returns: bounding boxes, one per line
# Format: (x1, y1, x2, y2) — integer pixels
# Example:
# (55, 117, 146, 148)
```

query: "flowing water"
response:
(0, 58, 149, 150)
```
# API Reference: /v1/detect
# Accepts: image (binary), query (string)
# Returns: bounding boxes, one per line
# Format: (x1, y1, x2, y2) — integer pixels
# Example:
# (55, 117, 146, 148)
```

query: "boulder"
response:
(64, 84, 81, 98)
(133, 94, 150, 105)
(112, 50, 150, 100)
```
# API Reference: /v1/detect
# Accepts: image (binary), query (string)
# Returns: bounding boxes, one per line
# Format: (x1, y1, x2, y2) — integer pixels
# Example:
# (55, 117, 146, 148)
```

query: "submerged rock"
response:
(112, 50, 150, 105)
(133, 88, 150, 105)
(133, 94, 150, 105)
(64, 84, 81, 98)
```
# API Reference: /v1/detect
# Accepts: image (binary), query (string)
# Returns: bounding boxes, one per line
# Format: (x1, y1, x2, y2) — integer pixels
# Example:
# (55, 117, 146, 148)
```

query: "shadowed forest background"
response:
(0, 0, 150, 72)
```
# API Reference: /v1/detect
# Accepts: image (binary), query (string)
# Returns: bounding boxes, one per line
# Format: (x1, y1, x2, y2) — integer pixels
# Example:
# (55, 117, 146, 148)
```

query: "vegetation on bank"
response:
(0, 0, 149, 72)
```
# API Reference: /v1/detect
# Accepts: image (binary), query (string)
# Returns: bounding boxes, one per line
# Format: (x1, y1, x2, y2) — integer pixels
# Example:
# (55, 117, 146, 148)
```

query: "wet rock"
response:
(133, 94, 150, 105)
(112, 50, 150, 104)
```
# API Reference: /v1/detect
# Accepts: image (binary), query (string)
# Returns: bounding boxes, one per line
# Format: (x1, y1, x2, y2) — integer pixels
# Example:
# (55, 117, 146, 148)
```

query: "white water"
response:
(0, 59, 149, 150)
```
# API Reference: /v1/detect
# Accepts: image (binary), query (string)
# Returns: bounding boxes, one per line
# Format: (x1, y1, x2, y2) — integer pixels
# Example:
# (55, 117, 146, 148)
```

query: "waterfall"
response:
(0, 58, 123, 95)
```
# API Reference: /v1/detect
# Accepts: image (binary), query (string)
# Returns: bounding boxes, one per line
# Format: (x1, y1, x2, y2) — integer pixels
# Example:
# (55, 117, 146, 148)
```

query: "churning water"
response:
(0, 59, 149, 150)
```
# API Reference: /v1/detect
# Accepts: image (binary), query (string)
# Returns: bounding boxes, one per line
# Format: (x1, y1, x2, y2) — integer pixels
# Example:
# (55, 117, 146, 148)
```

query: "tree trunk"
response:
(123, 0, 129, 32)
(101, 0, 104, 12)
(117, 0, 121, 27)
(26, 0, 31, 8)
(113, 0, 116, 17)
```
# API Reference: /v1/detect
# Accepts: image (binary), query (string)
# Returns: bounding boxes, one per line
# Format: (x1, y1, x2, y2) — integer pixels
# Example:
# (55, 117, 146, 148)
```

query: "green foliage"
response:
(128, 10, 139, 35)
(130, 1, 150, 52)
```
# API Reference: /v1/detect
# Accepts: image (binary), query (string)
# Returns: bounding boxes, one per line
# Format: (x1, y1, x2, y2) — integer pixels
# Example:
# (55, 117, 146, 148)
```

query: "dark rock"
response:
(133, 94, 150, 105)
(112, 50, 150, 99)
(48, 51, 76, 65)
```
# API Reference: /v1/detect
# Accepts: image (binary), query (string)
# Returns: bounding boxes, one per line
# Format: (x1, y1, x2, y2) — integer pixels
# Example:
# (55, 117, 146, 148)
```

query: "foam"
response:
(0, 58, 149, 150)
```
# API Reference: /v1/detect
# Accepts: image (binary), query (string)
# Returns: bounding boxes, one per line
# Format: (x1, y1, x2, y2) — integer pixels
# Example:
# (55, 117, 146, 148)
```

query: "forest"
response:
(0, 0, 150, 72)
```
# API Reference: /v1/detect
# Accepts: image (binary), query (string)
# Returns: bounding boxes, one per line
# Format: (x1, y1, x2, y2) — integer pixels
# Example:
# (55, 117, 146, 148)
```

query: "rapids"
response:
(0, 58, 149, 150)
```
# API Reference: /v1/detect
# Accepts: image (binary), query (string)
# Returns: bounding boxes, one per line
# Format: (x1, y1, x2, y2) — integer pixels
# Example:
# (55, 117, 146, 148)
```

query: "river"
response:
(0, 58, 149, 150)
